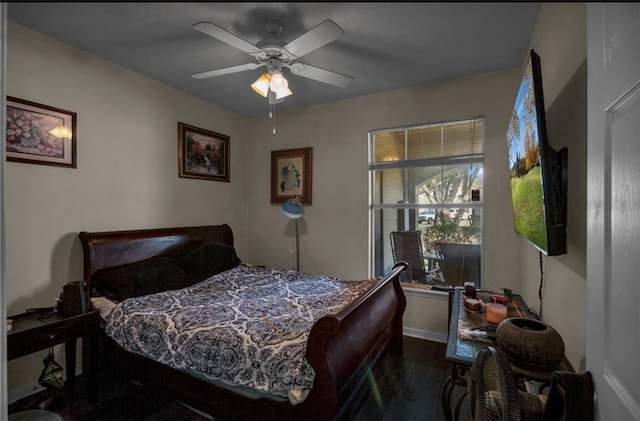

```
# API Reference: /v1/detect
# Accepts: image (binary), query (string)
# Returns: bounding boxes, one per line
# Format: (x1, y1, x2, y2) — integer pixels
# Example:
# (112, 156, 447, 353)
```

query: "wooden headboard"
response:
(79, 224, 234, 293)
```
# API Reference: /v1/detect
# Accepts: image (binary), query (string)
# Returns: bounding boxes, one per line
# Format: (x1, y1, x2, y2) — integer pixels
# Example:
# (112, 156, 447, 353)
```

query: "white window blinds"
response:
(371, 118, 484, 163)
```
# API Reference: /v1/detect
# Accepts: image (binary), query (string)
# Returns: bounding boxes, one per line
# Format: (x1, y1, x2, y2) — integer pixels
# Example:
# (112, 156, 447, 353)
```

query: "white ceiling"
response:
(7, 2, 540, 118)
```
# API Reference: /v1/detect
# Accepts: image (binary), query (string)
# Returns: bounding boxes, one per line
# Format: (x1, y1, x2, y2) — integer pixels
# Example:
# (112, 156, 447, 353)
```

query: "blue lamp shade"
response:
(282, 196, 304, 219)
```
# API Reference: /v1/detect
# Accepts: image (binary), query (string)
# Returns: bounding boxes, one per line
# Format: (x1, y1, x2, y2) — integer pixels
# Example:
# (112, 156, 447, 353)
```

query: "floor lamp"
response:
(282, 195, 304, 271)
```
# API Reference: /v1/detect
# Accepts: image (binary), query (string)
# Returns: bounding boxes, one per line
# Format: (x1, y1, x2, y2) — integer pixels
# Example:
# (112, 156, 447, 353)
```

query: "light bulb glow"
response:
(269, 69, 291, 98)
(49, 126, 72, 139)
(270, 72, 286, 88)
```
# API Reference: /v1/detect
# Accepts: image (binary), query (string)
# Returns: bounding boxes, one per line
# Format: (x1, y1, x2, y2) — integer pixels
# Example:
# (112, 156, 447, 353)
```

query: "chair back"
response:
(433, 241, 481, 287)
(390, 231, 427, 283)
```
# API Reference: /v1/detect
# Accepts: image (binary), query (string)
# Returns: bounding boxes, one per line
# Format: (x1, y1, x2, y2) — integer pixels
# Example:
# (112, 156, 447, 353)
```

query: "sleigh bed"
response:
(79, 224, 407, 421)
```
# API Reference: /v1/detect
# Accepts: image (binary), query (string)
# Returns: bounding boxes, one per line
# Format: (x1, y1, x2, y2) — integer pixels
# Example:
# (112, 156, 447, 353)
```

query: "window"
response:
(369, 117, 484, 290)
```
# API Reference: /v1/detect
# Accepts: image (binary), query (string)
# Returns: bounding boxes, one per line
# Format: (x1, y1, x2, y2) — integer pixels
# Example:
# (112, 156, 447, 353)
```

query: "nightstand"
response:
(7, 310, 101, 400)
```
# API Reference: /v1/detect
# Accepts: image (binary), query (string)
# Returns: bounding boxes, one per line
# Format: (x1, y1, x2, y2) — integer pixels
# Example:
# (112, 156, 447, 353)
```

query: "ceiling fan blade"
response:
(191, 63, 263, 79)
(288, 63, 354, 88)
(193, 22, 261, 54)
(284, 19, 343, 59)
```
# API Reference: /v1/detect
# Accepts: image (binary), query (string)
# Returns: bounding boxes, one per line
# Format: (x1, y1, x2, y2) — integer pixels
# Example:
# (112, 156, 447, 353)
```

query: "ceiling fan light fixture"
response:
(269, 69, 292, 99)
(269, 69, 286, 87)
(275, 85, 293, 100)
(251, 73, 271, 97)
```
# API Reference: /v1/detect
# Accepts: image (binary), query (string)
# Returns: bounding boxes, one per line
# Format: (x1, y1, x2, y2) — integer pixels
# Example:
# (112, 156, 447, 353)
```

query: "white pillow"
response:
(90, 296, 117, 319)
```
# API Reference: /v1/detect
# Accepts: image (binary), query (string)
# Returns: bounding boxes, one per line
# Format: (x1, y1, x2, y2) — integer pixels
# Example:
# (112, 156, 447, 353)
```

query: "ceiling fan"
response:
(191, 19, 354, 101)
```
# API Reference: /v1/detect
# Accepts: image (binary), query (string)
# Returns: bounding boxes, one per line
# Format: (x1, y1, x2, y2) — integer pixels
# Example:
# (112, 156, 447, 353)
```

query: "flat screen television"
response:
(506, 49, 567, 256)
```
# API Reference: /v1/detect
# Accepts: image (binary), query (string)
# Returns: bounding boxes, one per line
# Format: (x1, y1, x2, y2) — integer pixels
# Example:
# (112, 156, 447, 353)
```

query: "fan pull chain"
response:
(270, 102, 276, 135)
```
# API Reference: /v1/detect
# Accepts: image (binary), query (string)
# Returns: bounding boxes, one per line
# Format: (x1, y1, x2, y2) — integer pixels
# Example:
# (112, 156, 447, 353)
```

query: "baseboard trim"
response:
(403, 327, 447, 344)
(8, 382, 46, 404)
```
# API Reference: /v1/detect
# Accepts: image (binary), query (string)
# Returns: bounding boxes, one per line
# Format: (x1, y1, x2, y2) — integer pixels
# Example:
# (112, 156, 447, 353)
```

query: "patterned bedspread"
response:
(105, 264, 376, 402)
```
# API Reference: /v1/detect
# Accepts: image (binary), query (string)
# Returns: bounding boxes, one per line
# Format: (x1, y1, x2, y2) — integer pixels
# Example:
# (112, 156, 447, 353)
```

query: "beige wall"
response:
(243, 69, 525, 342)
(6, 22, 247, 399)
(519, 3, 587, 371)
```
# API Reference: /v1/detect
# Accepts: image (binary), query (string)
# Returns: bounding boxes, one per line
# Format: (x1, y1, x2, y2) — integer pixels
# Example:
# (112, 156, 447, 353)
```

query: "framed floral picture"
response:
(271, 147, 313, 204)
(178, 122, 230, 182)
(6, 96, 77, 168)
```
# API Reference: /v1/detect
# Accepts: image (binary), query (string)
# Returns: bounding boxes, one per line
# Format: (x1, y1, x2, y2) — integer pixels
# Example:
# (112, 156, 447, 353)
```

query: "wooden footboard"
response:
(79, 225, 408, 421)
(304, 261, 408, 420)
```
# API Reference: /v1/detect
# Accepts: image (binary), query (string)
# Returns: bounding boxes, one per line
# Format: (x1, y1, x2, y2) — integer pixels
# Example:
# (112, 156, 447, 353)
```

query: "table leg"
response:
(441, 375, 454, 421)
(443, 363, 470, 421)
(64, 338, 76, 389)
(454, 390, 467, 421)
(87, 333, 99, 403)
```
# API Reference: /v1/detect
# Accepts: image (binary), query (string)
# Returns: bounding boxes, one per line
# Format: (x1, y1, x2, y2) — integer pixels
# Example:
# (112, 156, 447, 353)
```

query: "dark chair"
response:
(541, 371, 594, 421)
(390, 231, 429, 284)
(433, 241, 481, 287)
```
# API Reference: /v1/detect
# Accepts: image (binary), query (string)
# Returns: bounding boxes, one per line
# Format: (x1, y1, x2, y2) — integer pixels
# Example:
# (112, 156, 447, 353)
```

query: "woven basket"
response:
(496, 317, 565, 372)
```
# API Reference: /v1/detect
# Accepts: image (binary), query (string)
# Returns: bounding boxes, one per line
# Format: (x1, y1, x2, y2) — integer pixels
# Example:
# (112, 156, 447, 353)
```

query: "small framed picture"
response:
(6, 96, 77, 168)
(271, 147, 313, 204)
(178, 122, 230, 182)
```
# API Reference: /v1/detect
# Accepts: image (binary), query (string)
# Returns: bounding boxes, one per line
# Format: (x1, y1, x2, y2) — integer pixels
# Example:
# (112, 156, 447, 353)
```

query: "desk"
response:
(441, 288, 537, 421)
(7, 310, 100, 400)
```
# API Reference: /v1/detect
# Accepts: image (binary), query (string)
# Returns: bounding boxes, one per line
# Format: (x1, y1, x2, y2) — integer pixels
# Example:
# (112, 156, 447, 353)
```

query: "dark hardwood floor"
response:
(9, 336, 457, 421)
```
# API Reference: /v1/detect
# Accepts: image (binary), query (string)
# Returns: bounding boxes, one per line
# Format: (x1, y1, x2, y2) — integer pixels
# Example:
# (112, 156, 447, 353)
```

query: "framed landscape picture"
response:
(6, 96, 77, 168)
(271, 147, 313, 204)
(178, 122, 230, 182)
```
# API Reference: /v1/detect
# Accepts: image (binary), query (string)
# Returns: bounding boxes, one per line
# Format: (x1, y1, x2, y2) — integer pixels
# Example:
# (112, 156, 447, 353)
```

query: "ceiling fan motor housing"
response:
(264, 19, 284, 38)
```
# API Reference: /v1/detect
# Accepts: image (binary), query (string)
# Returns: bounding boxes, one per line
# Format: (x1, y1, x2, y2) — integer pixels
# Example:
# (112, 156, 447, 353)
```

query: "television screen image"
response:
(507, 50, 567, 256)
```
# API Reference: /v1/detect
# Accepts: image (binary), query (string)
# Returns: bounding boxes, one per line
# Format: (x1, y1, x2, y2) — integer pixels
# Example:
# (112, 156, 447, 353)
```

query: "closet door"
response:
(587, 3, 640, 420)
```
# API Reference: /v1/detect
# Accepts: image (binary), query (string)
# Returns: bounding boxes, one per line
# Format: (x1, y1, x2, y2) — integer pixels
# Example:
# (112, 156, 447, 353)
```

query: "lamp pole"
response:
(295, 219, 299, 271)
(282, 194, 303, 271)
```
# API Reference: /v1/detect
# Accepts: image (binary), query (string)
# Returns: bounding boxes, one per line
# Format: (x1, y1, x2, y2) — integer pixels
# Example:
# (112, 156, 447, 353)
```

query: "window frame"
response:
(368, 116, 485, 292)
